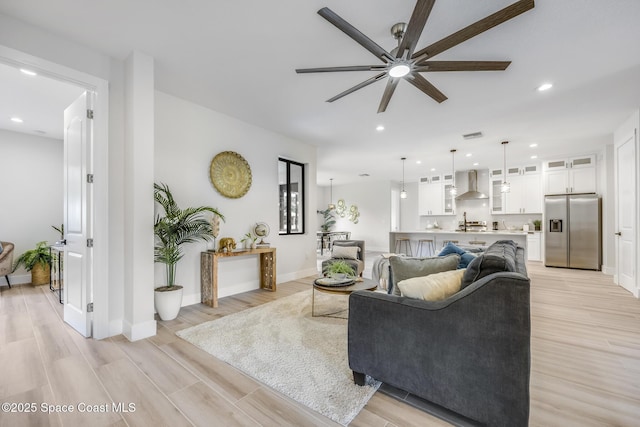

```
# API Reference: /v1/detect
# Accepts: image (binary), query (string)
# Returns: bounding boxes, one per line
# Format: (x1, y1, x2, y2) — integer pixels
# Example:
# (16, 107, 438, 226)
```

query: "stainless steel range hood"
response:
(455, 170, 489, 200)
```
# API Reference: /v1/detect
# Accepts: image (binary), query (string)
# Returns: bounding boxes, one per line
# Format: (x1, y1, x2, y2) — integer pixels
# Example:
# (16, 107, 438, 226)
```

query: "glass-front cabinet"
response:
(418, 174, 455, 216)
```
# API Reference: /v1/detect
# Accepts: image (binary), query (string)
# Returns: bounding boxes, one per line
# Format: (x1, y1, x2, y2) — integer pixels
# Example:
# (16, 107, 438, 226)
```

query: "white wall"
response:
(154, 91, 318, 305)
(0, 129, 63, 282)
(317, 180, 393, 252)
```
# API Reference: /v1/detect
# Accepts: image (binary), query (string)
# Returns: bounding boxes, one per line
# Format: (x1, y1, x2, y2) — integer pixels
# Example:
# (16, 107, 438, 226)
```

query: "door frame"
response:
(0, 45, 110, 338)
(614, 127, 638, 298)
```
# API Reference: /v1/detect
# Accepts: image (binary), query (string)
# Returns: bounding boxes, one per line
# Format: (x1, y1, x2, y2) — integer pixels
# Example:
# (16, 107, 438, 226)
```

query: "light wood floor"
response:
(1, 262, 639, 426)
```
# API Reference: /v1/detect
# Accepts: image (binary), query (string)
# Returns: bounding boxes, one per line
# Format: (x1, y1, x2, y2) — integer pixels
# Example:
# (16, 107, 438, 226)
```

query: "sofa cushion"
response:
(331, 245, 359, 260)
(397, 269, 465, 301)
(438, 242, 478, 269)
(0, 242, 3, 254)
(388, 253, 459, 296)
(460, 240, 518, 289)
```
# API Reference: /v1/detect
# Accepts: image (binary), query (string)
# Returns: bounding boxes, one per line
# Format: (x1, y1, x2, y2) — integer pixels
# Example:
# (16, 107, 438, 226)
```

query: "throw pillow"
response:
(388, 253, 459, 296)
(331, 245, 359, 260)
(438, 242, 477, 269)
(460, 240, 518, 289)
(0, 242, 3, 255)
(397, 269, 466, 301)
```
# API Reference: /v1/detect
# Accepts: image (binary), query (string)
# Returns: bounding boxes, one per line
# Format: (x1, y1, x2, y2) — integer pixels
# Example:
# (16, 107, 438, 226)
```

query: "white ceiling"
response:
(1, 0, 639, 185)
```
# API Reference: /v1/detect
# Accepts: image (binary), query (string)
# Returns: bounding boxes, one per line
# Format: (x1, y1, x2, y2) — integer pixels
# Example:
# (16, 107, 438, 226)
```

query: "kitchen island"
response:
(390, 230, 528, 256)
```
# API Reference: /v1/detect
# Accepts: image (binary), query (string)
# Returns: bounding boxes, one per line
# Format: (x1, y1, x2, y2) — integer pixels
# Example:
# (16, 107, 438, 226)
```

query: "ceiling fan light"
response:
(389, 64, 410, 78)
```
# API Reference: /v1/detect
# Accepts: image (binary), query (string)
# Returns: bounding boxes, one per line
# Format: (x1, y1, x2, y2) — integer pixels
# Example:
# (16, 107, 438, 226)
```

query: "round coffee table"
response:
(312, 277, 378, 318)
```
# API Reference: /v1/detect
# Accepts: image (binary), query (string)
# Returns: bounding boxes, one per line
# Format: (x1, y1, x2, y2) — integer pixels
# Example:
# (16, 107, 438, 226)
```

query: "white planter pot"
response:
(154, 285, 183, 321)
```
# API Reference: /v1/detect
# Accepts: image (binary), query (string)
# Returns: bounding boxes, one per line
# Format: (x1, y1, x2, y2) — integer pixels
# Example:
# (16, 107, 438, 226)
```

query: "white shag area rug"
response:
(176, 290, 380, 425)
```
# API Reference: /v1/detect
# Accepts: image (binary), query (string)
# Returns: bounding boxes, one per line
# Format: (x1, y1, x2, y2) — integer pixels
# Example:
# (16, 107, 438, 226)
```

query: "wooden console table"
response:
(200, 247, 276, 307)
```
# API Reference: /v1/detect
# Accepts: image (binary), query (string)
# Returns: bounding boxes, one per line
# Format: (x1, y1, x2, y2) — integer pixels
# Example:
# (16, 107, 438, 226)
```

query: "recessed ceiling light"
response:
(529, 143, 538, 148)
(465, 153, 472, 157)
(537, 83, 553, 91)
(473, 162, 479, 166)
(531, 155, 538, 159)
(10, 117, 23, 123)
(20, 68, 37, 76)
(416, 160, 421, 164)
(376, 125, 385, 131)
(430, 168, 436, 172)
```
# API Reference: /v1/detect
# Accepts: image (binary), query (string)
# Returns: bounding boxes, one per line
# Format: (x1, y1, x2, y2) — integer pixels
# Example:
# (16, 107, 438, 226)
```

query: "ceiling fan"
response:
(296, 0, 535, 113)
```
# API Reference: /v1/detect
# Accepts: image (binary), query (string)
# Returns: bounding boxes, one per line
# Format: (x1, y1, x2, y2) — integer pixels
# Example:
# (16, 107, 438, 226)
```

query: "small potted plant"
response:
(324, 260, 355, 280)
(154, 183, 224, 320)
(532, 219, 542, 231)
(12, 241, 53, 286)
(240, 232, 258, 249)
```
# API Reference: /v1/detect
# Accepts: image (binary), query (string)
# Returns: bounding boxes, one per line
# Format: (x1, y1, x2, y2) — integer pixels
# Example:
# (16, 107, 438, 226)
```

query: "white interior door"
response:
(615, 131, 637, 296)
(63, 91, 93, 337)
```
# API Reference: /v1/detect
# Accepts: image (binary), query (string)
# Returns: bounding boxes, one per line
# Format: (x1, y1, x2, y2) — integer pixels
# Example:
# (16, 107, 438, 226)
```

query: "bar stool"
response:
(395, 237, 413, 256)
(416, 239, 436, 257)
(442, 239, 459, 248)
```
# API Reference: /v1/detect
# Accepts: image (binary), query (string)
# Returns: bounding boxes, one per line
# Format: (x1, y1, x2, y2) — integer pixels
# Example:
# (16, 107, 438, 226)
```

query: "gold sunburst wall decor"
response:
(210, 151, 252, 198)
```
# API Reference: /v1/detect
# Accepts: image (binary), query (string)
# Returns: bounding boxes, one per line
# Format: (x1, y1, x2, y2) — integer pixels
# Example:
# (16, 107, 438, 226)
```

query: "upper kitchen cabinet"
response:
(418, 174, 455, 216)
(490, 166, 542, 214)
(543, 155, 597, 195)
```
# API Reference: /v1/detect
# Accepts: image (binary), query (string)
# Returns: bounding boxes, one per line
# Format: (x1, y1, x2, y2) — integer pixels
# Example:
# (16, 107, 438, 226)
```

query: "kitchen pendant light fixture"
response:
(400, 157, 407, 199)
(501, 141, 511, 193)
(450, 149, 457, 196)
(328, 178, 336, 210)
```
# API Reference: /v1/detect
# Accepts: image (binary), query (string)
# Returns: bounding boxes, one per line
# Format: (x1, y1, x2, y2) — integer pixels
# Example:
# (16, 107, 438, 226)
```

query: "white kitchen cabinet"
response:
(489, 168, 506, 213)
(543, 155, 597, 194)
(490, 166, 541, 214)
(418, 174, 455, 216)
(526, 232, 541, 261)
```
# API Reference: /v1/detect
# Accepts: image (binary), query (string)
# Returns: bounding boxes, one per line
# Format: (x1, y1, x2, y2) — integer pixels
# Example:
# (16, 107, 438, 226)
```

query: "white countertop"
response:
(390, 230, 535, 235)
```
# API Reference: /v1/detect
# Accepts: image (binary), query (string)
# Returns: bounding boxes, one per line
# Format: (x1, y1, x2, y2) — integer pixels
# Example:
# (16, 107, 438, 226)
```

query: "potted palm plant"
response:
(154, 183, 224, 320)
(12, 241, 53, 285)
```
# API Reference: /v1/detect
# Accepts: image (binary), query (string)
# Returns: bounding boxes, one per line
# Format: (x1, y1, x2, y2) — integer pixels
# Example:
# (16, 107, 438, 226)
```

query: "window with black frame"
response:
(278, 158, 305, 235)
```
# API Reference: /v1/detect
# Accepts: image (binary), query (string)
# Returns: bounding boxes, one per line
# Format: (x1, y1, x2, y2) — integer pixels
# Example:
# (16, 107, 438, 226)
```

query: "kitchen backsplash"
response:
(419, 198, 542, 231)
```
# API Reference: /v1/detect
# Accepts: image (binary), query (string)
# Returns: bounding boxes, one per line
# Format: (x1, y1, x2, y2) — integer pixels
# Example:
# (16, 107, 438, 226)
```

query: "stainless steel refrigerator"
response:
(544, 194, 601, 270)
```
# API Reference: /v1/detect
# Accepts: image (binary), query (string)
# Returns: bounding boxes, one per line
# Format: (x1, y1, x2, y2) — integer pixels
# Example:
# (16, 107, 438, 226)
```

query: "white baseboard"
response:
(602, 266, 615, 276)
(122, 319, 157, 342)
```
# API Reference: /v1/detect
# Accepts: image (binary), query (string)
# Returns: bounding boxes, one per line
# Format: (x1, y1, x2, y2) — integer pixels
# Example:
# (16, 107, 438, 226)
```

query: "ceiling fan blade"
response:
(415, 60, 511, 72)
(405, 73, 447, 103)
(396, 0, 436, 58)
(412, 0, 534, 61)
(377, 78, 400, 113)
(327, 72, 388, 103)
(296, 65, 387, 73)
(318, 7, 394, 63)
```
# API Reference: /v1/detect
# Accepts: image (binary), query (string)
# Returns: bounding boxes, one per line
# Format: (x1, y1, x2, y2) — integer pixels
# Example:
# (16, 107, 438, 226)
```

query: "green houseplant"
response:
(317, 208, 336, 232)
(154, 182, 224, 320)
(13, 241, 53, 286)
(325, 259, 355, 279)
(532, 219, 542, 231)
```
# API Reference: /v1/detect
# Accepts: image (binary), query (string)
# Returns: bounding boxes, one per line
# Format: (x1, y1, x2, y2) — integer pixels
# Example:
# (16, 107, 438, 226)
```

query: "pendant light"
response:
(501, 141, 511, 193)
(450, 149, 457, 196)
(400, 157, 407, 199)
(328, 178, 336, 210)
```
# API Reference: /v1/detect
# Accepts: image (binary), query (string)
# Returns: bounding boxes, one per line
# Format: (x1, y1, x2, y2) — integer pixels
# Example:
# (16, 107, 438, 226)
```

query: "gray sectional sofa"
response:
(348, 240, 531, 426)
